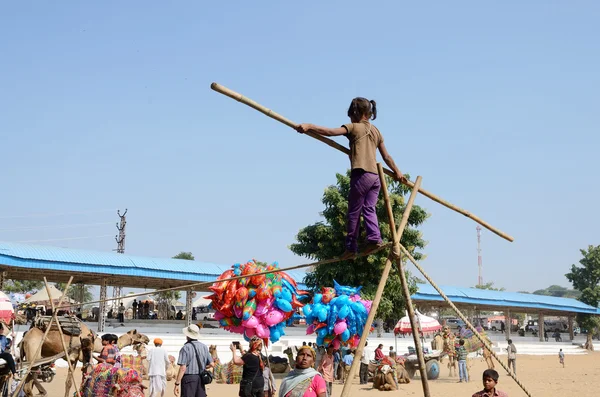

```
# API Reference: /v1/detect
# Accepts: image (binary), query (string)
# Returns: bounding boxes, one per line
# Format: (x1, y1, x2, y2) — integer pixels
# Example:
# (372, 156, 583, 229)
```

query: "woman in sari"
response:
(279, 346, 327, 397)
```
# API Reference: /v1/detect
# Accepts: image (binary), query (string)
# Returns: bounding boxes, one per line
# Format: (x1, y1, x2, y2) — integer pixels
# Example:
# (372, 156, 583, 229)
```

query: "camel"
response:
(441, 328, 457, 377)
(127, 343, 179, 381)
(209, 345, 242, 384)
(80, 363, 146, 397)
(283, 347, 295, 370)
(19, 319, 148, 397)
(373, 366, 397, 391)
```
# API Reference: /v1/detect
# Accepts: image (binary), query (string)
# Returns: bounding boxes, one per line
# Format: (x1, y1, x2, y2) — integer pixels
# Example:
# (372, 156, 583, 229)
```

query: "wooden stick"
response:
(378, 165, 430, 396)
(210, 82, 514, 242)
(339, 172, 422, 397)
(13, 277, 74, 397)
(43, 277, 81, 397)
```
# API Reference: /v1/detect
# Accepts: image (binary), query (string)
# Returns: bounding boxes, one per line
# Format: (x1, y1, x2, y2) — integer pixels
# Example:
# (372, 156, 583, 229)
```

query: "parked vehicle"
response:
(444, 318, 465, 331)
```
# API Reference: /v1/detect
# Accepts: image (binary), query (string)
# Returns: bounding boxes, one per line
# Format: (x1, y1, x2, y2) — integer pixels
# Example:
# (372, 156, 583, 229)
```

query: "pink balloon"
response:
(333, 321, 348, 335)
(242, 315, 259, 329)
(214, 311, 225, 320)
(244, 327, 256, 338)
(255, 301, 269, 316)
(306, 324, 316, 335)
(256, 323, 271, 339)
(332, 338, 341, 349)
(230, 326, 245, 334)
(264, 310, 284, 326)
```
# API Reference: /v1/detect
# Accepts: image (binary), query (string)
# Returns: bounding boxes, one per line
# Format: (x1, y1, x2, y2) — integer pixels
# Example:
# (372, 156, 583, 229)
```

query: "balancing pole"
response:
(377, 164, 430, 396)
(210, 82, 514, 243)
(12, 277, 74, 397)
(43, 277, 81, 397)
(339, 171, 422, 397)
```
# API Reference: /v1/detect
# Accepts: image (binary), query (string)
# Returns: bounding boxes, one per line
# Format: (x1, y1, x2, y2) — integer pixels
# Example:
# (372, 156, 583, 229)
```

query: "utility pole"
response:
(477, 225, 483, 286)
(113, 209, 127, 315)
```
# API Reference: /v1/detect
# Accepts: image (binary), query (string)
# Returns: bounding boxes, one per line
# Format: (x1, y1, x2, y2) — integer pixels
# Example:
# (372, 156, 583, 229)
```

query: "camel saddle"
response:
(34, 315, 82, 336)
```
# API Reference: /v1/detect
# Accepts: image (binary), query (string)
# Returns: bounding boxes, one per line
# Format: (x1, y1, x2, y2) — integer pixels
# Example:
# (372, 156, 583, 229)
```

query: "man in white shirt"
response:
(148, 338, 170, 397)
(359, 341, 374, 385)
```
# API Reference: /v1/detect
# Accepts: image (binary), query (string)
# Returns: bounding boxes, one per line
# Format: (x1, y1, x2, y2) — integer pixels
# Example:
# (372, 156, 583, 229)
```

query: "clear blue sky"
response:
(1, 2, 598, 293)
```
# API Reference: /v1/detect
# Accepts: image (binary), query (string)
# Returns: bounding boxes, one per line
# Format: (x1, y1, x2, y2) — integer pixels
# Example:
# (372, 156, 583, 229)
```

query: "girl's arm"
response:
(377, 141, 405, 182)
(296, 124, 347, 137)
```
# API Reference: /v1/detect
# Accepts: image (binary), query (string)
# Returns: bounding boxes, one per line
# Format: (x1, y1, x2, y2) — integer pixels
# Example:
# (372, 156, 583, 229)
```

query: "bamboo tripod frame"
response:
(210, 83, 532, 396)
(13, 277, 82, 397)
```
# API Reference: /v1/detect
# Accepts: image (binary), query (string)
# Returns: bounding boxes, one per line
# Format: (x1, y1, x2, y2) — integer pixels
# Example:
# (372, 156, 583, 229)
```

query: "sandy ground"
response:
(37, 352, 599, 397)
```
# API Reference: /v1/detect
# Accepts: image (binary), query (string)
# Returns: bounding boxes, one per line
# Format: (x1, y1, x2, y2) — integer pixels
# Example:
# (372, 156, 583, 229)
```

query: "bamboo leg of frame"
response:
(398, 245, 534, 397)
(339, 172, 422, 397)
(210, 82, 514, 242)
(43, 278, 81, 397)
(12, 277, 74, 397)
(376, 164, 431, 396)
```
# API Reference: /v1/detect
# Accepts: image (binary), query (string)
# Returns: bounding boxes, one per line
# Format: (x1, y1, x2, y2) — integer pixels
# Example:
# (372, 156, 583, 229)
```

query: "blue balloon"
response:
(276, 298, 293, 312)
(281, 288, 292, 302)
(317, 307, 328, 322)
(335, 295, 350, 308)
(270, 327, 281, 341)
(352, 301, 368, 317)
(338, 304, 350, 319)
(302, 305, 313, 316)
(316, 336, 325, 346)
(313, 294, 323, 304)
(341, 329, 351, 342)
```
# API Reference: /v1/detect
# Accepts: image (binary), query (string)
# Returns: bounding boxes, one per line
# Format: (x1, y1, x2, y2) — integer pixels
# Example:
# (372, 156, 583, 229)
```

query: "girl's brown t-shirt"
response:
(342, 120, 383, 174)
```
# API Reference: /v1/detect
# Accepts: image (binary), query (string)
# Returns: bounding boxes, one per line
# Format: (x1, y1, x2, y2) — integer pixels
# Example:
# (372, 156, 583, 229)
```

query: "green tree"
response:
(290, 171, 428, 323)
(152, 252, 190, 319)
(173, 252, 195, 260)
(565, 245, 600, 351)
(55, 283, 94, 303)
(532, 285, 581, 299)
(474, 282, 505, 291)
(3, 280, 44, 294)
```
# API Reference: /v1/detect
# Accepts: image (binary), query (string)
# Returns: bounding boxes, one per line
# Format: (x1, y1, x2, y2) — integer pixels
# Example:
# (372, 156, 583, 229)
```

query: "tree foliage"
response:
(565, 245, 600, 350)
(532, 285, 581, 299)
(3, 280, 44, 294)
(55, 283, 94, 303)
(290, 171, 428, 323)
(153, 252, 189, 319)
(173, 252, 195, 260)
(474, 282, 505, 291)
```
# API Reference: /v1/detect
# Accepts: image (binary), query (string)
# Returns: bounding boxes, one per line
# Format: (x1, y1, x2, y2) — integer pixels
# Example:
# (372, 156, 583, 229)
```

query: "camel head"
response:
(118, 329, 149, 349)
(209, 345, 218, 358)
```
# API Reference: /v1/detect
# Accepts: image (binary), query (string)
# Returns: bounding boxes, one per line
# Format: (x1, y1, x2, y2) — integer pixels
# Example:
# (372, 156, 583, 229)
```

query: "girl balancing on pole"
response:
(296, 97, 405, 260)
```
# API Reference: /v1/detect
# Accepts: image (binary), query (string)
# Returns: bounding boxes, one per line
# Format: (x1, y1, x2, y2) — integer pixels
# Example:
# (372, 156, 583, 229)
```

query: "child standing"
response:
(296, 98, 404, 259)
(472, 369, 508, 397)
(457, 339, 469, 383)
(558, 348, 565, 368)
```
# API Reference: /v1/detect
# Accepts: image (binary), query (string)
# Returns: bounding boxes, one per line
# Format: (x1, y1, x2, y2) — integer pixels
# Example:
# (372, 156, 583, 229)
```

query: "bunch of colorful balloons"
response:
(303, 280, 373, 348)
(205, 260, 310, 343)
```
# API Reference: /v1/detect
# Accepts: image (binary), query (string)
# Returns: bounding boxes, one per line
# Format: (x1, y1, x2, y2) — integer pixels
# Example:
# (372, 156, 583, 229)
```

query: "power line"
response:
(0, 222, 114, 233)
(14, 235, 114, 243)
(0, 209, 115, 220)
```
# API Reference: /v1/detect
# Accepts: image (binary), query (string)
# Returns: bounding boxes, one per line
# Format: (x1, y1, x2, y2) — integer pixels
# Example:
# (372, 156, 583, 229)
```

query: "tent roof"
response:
(411, 284, 600, 316)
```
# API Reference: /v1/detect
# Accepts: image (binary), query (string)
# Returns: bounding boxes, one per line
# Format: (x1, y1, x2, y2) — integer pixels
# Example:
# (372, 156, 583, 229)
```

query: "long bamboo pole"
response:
(377, 164, 430, 396)
(43, 277, 81, 397)
(339, 173, 422, 397)
(210, 82, 514, 243)
(13, 277, 74, 397)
